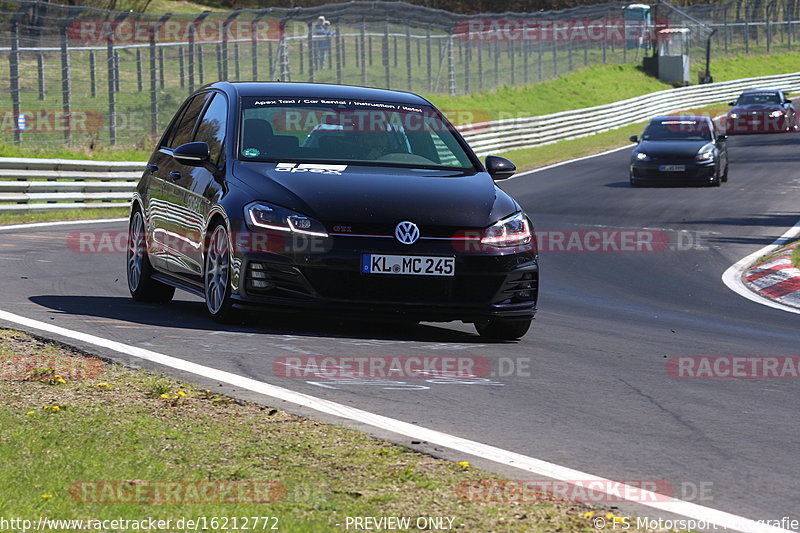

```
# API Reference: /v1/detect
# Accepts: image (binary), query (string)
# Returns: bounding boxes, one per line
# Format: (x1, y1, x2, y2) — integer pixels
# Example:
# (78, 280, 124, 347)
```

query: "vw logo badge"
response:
(395, 221, 420, 244)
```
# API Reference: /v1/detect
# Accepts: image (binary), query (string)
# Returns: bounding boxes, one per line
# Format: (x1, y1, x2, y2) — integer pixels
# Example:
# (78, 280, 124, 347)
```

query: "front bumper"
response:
(229, 233, 538, 322)
(724, 115, 791, 133)
(630, 160, 716, 184)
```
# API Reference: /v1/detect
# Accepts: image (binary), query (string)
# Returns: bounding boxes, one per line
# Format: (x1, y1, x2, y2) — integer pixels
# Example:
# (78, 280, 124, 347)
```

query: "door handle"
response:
(146, 163, 158, 172)
(169, 171, 182, 181)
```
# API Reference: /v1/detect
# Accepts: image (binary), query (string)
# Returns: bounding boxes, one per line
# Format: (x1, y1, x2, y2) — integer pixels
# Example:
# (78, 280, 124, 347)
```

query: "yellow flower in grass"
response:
(41, 494, 52, 499)
(583, 512, 594, 519)
(51, 406, 60, 412)
(160, 393, 170, 399)
(605, 513, 615, 519)
(612, 516, 624, 524)
(96, 382, 110, 388)
(42, 405, 50, 410)
(458, 461, 470, 469)
(177, 391, 186, 397)
(56, 378, 66, 384)
(26, 411, 35, 415)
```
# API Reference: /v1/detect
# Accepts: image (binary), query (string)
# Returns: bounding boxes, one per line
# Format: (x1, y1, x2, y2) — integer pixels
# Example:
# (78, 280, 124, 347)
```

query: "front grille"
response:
(301, 268, 502, 304)
(496, 270, 538, 305)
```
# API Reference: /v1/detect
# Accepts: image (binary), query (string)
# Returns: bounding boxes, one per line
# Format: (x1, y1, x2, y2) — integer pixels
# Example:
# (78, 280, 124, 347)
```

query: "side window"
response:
(167, 93, 211, 149)
(194, 93, 228, 165)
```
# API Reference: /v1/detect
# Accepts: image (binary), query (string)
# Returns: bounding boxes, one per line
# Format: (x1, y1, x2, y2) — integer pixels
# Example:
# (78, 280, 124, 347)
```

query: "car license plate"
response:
(361, 254, 455, 276)
(658, 165, 685, 172)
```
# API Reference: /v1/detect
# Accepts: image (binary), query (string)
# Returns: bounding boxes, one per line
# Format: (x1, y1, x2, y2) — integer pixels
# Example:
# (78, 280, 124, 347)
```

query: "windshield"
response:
(641, 120, 712, 141)
(238, 97, 475, 170)
(736, 93, 782, 106)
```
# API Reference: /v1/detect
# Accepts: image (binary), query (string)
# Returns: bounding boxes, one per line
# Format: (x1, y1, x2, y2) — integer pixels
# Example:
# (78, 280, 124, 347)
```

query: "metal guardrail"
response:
(461, 71, 800, 156)
(1, 70, 798, 212)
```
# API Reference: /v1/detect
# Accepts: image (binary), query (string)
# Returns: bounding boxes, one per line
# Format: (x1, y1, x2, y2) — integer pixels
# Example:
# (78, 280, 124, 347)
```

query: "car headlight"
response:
(769, 110, 785, 118)
(695, 149, 714, 161)
(728, 113, 739, 119)
(634, 152, 649, 161)
(245, 202, 328, 237)
(481, 212, 532, 247)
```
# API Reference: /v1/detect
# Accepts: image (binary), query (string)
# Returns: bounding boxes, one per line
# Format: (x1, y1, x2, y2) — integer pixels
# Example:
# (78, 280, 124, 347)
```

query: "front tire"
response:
(721, 163, 729, 182)
(204, 223, 238, 322)
(475, 319, 532, 341)
(127, 209, 175, 303)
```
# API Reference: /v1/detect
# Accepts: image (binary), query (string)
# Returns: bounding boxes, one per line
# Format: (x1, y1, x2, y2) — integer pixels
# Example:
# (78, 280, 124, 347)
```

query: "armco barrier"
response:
(0, 71, 798, 211)
(461, 71, 800, 156)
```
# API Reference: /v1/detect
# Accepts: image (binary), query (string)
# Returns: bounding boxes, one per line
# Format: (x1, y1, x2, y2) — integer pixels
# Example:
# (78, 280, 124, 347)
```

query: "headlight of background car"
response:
(769, 110, 785, 118)
(634, 152, 649, 161)
(695, 149, 714, 162)
(728, 112, 739, 119)
(481, 212, 532, 247)
(245, 202, 328, 237)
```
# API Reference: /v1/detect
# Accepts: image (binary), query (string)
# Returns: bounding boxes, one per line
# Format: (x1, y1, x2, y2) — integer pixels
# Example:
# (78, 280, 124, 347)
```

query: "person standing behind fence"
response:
(312, 16, 330, 70)
(321, 20, 335, 69)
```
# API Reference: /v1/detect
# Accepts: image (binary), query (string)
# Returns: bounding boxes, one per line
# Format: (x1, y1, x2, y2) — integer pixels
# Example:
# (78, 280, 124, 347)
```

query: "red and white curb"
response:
(722, 220, 800, 315)
(744, 243, 800, 308)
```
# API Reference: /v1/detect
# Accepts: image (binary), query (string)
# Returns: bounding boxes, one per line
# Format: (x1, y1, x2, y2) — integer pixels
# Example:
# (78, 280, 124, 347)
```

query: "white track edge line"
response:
(0, 308, 789, 533)
(0, 217, 127, 231)
(509, 144, 631, 180)
(721, 220, 800, 316)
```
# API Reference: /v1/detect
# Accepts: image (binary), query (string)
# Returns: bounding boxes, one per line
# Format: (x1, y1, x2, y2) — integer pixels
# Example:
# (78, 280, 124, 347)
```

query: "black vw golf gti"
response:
(127, 82, 538, 340)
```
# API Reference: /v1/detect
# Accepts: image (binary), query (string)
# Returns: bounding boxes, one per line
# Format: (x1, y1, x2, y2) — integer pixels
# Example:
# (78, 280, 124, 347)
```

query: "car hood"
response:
(231, 162, 517, 228)
(635, 140, 711, 158)
(729, 104, 783, 113)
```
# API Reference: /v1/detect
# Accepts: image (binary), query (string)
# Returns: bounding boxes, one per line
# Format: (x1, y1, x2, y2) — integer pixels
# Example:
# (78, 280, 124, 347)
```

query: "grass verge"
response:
(0, 328, 654, 532)
(0, 207, 130, 226)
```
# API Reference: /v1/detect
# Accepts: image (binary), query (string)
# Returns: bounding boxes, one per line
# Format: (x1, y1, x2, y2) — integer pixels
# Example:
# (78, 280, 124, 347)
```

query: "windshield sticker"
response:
(242, 148, 260, 157)
(250, 99, 423, 114)
(275, 163, 348, 175)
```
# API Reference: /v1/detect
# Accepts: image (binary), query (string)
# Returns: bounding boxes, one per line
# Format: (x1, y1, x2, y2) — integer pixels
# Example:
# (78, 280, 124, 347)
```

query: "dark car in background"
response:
(724, 89, 797, 134)
(126, 82, 538, 340)
(629, 115, 728, 187)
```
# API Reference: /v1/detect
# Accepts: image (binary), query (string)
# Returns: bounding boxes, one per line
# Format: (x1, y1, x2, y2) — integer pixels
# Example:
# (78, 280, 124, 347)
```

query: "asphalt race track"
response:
(1, 133, 799, 527)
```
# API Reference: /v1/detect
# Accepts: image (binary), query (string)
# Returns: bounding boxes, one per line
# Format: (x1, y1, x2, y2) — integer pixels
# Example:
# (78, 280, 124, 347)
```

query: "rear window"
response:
(238, 97, 475, 170)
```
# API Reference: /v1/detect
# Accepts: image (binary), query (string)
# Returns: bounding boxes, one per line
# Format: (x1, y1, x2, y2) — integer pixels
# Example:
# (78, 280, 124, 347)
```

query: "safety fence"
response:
(2, 70, 797, 211)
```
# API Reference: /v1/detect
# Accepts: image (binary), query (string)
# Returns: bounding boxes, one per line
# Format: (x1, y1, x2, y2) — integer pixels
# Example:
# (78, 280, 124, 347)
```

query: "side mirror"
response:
(629, 135, 639, 143)
(717, 134, 728, 142)
(784, 99, 793, 104)
(727, 101, 735, 106)
(485, 155, 516, 181)
(173, 142, 210, 167)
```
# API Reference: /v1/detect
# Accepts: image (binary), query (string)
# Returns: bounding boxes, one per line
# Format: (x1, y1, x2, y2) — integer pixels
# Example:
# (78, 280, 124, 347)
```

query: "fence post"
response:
(426, 25, 432, 91)
(89, 50, 97, 98)
(393, 34, 398, 67)
(216, 44, 223, 80)
(150, 33, 158, 137)
(114, 51, 120, 92)
(10, 21, 21, 145)
(509, 39, 515, 86)
(60, 24, 71, 145)
(308, 22, 315, 82)
(107, 36, 116, 146)
(552, 39, 557, 77)
(464, 38, 470, 94)
(37, 52, 46, 101)
(361, 19, 367, 85)
(136, 48, 143, 92)
(198, 44, 204, 84)
(493, 41, 499, 87)
(158, 46, 165, 89)
(447, 34, 456, 96)
(179, 46, 185, 88)
(251, 18, 259, 80)
(537, 40, 543, 81)
(477, 39, 483, 91)
(299, 40, 304, 75)
(405, 25, 412, 90)
(234, 43, 240, 80)
(523, 39, 529, 84)
(383, 21, 391, 88)
(336, 27, 343, 84)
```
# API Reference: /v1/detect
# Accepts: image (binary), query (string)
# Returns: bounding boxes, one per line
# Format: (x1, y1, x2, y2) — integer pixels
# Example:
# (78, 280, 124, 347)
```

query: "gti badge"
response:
(395, 221, 420, 244)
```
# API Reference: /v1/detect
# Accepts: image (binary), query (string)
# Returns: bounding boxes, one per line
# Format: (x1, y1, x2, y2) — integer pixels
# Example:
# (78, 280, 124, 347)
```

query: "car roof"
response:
(739, 88, 781, 94)
(649, 115, 712, 123)
(197, 81, 433, 106)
